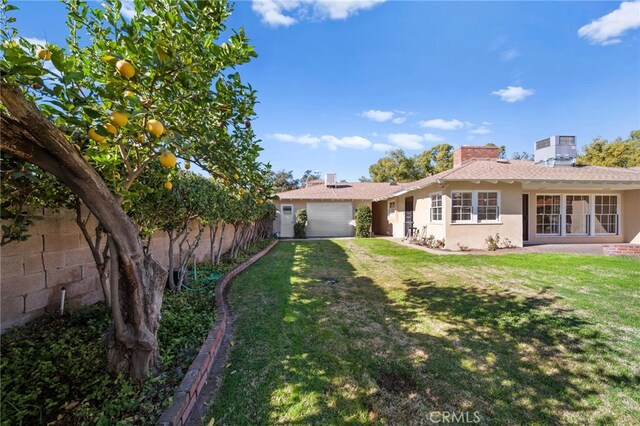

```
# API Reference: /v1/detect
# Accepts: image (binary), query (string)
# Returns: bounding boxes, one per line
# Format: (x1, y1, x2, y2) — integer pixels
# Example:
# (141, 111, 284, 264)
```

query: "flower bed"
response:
(0, 238, 275, 425)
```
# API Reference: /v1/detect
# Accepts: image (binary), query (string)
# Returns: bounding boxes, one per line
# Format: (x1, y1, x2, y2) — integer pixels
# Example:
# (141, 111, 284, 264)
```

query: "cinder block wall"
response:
(1, 208, 240, 333)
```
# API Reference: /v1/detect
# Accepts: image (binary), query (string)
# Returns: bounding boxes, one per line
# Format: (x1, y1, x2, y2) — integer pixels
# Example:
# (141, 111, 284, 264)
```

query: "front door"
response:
(405, 196, 414, 238)
(522, 194, 529, 242)
(281, 205, 294, 238)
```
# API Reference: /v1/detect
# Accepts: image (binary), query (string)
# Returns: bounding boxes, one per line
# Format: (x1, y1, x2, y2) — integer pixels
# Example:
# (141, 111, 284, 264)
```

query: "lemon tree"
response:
(1, 0, 266, 379)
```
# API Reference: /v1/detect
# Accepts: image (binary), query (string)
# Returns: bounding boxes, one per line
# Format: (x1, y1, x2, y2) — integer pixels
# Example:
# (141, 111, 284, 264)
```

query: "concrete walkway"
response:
(382, 237, 606, 256)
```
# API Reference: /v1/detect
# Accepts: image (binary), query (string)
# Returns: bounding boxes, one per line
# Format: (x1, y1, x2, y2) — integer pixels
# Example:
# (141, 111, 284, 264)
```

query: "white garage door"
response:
(306, 202, 353, 237)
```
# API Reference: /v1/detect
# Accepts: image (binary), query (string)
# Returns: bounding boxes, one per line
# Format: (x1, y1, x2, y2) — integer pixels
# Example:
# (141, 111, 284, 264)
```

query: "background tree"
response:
(485, 143, 507, 159)
(368, 149, 422, 182)
(1, 0, 264, 379)
(269, 169, 299, 193)
(512, 151, 534, 161)
(368, 145, 454, 182)
(300, 169, 321, 184)
(577, 130, 640, 168)
(415, 143, 454, 175)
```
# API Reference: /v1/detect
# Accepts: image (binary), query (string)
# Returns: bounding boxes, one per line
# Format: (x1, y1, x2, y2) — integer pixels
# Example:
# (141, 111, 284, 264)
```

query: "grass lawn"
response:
(207, 239, 640, 425)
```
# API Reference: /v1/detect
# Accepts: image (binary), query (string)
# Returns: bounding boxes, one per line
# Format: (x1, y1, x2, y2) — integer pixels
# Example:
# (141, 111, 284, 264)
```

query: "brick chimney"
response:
(453, 145, 501, 168)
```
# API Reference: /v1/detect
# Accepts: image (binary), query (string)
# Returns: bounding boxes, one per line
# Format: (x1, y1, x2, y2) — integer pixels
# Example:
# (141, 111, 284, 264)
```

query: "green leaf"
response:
(83, 108, 102, 119)
(50, 51, 69, 73)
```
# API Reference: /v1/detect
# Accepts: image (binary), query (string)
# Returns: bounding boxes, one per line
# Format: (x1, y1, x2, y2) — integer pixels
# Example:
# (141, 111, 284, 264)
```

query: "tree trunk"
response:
(74, 199, 111, 308)
(167, 230, 176, 291)
(215, 222, 226, 264)
(209, 223, 218, 265)
(178, 223, 204, 288)
(1, 85, 167, 380)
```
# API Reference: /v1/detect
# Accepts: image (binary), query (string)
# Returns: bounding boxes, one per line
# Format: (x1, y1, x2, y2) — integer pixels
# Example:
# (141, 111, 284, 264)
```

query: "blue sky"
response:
(11, 1, 640, 182)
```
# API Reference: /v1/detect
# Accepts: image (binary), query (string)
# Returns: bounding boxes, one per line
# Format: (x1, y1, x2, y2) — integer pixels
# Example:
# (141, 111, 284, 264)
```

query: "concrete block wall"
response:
(1, 208, 240, 333)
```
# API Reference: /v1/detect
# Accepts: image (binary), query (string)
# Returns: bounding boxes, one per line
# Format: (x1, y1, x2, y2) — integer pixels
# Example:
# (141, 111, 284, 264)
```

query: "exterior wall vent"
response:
(325, 172, 337, 187)
(534, 136, 577, 167)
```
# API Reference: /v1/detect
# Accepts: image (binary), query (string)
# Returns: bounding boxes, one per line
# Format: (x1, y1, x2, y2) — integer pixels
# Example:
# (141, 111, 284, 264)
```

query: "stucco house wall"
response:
(443, 181, 523, 250)
(410, 185, 447, 241)
(623, 189, 640, 244)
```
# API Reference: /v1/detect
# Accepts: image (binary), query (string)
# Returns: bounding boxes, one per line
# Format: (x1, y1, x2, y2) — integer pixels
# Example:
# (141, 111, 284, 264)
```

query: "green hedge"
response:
(355, 205, 373, 238)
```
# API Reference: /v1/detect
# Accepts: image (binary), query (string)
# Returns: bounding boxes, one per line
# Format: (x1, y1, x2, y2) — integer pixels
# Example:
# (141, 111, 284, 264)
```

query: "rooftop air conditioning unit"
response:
(534, 135, 577, 167)
(325, 172, 337, 187)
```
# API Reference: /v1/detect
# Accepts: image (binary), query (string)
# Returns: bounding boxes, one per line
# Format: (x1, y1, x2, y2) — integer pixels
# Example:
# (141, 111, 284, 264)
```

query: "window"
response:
(430, 193, 442, 222)
(477, 192, 499, 222)
(388, 201, 396, 215)
(595, 195, 618, 234)
(536, 195, 561, 235)
(451, 192, 472, 222)
(450, 191, 501, 223)
(282, 205, 293, 215)
(566, 195, 590, 234)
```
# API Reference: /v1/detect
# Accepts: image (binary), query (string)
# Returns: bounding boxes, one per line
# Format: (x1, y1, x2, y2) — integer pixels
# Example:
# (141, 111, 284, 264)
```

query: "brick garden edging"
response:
(157, 240, 279, 426)
(602, 244, 640, 256)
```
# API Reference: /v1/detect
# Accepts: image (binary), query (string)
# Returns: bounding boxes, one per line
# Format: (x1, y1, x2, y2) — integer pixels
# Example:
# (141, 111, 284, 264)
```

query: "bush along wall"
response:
(355, 205, 373, 238)
(294, 209, 307, 238)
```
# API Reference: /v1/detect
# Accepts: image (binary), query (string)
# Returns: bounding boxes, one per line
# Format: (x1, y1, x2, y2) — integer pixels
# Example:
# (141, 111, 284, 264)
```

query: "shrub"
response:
(457, 243, 470, 251)
(355, 205, 373, 238)
(486, 233, 516, 251)
(422, 235, 445, 249)
(294, 209, 307, 238)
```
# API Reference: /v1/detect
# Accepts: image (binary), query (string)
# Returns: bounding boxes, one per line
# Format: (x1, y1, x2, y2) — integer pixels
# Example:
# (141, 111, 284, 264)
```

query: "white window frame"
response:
(594, 194, 620, 236)
(450, 190, 501, 224)
(388, 200, 396, 216)
(535, 193, 621, 237)
(535, 194, 562, 236)
(429, 192, 443, 223)
(565, 194, 591, 236)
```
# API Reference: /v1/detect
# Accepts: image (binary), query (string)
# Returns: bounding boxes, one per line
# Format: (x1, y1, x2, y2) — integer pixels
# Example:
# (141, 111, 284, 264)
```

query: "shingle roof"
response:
(375, 159, 640, 200)
(276, 182, 404, 201)
(277, 160, 640, 202)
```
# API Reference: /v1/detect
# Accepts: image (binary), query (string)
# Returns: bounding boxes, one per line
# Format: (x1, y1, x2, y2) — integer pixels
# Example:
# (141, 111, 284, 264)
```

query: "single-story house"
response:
(274, 140, 640, 250)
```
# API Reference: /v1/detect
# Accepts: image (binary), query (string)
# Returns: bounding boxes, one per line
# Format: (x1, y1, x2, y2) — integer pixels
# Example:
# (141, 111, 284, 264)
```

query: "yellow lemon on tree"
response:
(109, 111, 128, 127)
(164, 181, 173, 190)
(159, 152, 177, 169)
(257, 199, 264, 205)
(104, 123, 118, 136)
(36, 47, 51, 61)
(146, 119, 165, 137)
(184, 162, 191, 170)
(233, 173, 239, 180)
(88, 128, 106, 143)
(115, 60, 135, 78)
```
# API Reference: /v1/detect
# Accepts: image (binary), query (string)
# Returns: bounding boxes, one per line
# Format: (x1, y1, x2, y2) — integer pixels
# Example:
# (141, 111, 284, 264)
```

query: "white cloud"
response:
(491, 86, 534, 103)
(578, 2, 640, 45)
(391, 117, 406, 124)
(315, 0, 385, 19)
(361, 109, 394, 122)
(469, 126, 491, 135)
(423, 133, 445, 142)
(120, 0, 154, 19)
(269, 133, 320, 146)
(387, 133, 424, 150)
(418, 118, 465, 130)
(252, 0, 385, 27)
(372, 143, 394, 152)
(321, 135, 372, 150)
(501, 48, 519, 61)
